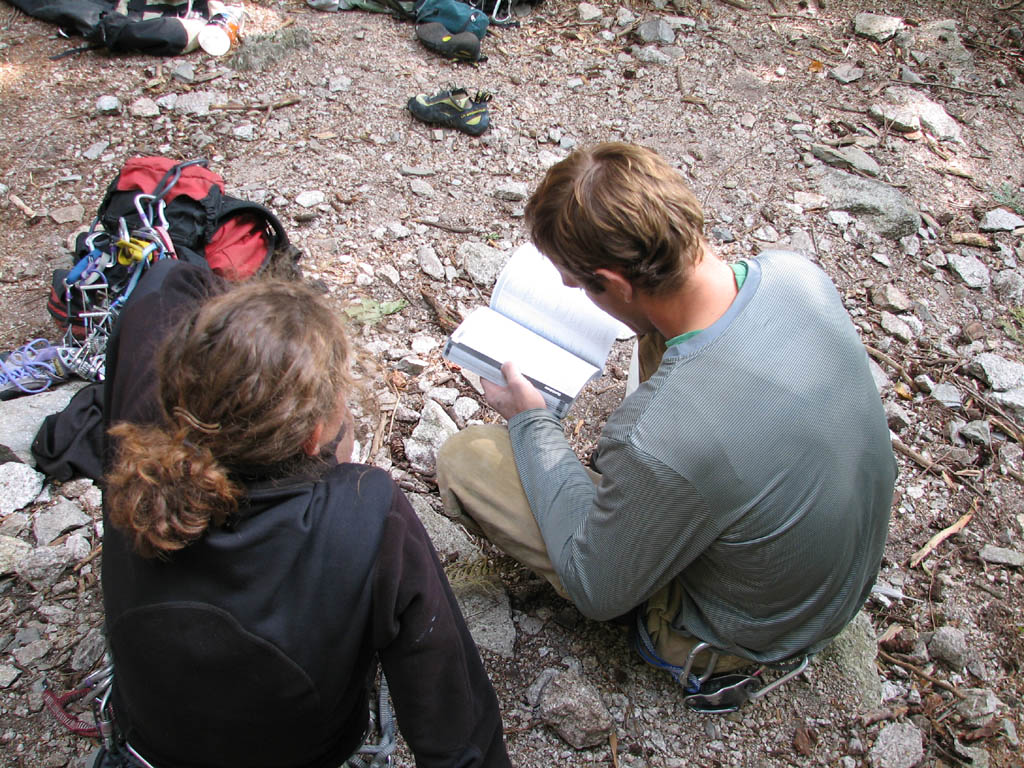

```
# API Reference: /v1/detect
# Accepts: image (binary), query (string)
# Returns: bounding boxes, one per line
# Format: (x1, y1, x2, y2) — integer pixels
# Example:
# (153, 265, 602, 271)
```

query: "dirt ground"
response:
(1, 0, 1023, 764)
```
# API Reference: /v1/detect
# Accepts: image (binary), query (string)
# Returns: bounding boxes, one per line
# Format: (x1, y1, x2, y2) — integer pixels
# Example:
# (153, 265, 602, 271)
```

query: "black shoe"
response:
(416, 22, 486, 62)
(407, 87, 492, 136)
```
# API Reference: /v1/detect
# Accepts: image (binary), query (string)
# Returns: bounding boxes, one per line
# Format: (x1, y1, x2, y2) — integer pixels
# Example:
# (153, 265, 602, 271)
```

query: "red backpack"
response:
(48, 157, 299, 340)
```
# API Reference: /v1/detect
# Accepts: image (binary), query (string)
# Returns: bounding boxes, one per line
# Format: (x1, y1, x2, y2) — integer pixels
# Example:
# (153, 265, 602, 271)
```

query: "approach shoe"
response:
(0, 338, 70, 400)
(407, 87, 492, 136)
(416, 22, 485, 63)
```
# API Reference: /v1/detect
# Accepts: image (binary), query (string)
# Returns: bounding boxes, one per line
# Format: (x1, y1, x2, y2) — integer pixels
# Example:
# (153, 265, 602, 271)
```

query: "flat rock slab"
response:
(811, 144, 880, 177)
(537, 670, 614, 749)
(870, 722, 924, 768)
(0, 382, 88, 465)
(452, 580, 515, 658)
(978, 545, 1024, 567)
(818, 169, 920, 239)
(980, 207, 1024, 232)
(870, 87, 961, 142)
(853, 13, 903, 43)
(0, 462, 45, 516)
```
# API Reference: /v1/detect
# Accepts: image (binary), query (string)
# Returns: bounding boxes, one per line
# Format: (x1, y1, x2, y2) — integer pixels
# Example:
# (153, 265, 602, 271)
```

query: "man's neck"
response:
(644, 251, 739, 339)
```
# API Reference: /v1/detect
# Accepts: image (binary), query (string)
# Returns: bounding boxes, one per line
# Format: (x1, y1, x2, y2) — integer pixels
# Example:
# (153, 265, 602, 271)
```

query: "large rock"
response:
(457, 242, 508, 287)
(947, 250, 991, 290)
(818, 170, 920, 239)
(819, 611, 882, 710)
(0, 461, 45, 516)
(811, 144, 880, 177)
(536, 670, 613, 749)
(853, 13, 903, 43)
(32, 497, 91, 546)
(928, 625, 968, 669)
(14, 544, 75, 590)
(403, 400, 458, 474)
(0, 534, 31, 576)
(406, 493, 481, 561)
(980, 207, 1024, 232)
(0, 382, 88, 465)
(894, 20, 972, 75)
(870, 722, 923, 768)
(452, 579, 515, 658)
(869, 87, 962, 142)
(968, 353, 1024, 392)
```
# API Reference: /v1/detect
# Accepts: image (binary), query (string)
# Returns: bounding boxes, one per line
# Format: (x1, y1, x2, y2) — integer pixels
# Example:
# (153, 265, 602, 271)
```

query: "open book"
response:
(443, 243, 631, 418)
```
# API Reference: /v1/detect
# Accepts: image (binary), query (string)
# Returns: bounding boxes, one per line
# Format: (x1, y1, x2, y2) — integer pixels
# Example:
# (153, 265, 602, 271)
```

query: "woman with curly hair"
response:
(98, 260, 509, 768)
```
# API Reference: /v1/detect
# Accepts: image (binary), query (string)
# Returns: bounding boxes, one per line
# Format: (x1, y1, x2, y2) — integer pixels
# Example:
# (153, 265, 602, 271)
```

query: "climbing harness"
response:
(633, 611, 810, 714)
(345, 676, 398, 768)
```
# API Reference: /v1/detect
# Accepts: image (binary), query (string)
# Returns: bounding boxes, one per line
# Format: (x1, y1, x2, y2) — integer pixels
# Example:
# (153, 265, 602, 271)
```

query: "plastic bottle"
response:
(198, 3, 245, 57)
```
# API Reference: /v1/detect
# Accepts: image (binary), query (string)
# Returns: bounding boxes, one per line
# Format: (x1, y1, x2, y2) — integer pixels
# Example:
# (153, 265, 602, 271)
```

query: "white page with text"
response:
(491, 243, 630, 369)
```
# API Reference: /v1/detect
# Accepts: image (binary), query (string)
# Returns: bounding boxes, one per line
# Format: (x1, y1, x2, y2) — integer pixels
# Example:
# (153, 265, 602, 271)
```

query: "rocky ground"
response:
(1, 0, 1024, 765)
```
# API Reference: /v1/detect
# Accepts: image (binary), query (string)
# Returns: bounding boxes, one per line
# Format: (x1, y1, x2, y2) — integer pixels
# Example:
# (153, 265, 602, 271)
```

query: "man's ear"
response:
(303, 423, 324, 457)
(594, 268, 634, 302)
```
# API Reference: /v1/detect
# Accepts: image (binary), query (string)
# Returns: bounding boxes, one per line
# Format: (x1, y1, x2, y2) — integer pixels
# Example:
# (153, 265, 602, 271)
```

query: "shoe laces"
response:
(0, 338, 62, 395)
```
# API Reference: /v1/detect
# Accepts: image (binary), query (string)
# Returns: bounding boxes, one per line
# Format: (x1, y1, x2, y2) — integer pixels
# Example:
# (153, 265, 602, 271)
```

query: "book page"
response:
(447, 307, 600, 402)
(490, 243, 631, 369)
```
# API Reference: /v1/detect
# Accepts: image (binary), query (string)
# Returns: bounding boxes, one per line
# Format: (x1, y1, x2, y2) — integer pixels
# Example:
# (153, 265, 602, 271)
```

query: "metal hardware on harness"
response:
(683, 656, 810, 714)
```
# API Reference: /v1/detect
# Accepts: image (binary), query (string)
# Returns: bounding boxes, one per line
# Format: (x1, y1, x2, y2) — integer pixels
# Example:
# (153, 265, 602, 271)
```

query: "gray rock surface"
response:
(403, 399, 458, 474)
(819, 611, 883, 711)
(818, 170, 920, 239)
(406, 493, 481, 561)
(870, 87, 961, 142)
(0, 382, 88, 464)
(968, 353, 1024, 392)
(452, 580, 515, 658)
(0, 462, 45, 516)
(980, 207, 1024, 232)
(811, 144, 880, 177)
(536, 670, 614, 749)
(32, 497, 91, 546)
(458, 241, 508, 286)
(869, 722, 923, 768)
(928, 625, 969, 669)
(853, 13, 902, 42)
(978, 545, 1024, 568)
(14, 544, 75, 590)
(870, 284, 911, 312)
(946, 250, 991, 289)
(0, 534, 31, 576)
(637, 18, 674, 45)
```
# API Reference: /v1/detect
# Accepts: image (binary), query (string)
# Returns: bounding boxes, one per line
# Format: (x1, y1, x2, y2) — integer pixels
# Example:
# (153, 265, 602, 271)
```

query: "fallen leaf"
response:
(793, 724, 819, 756)
(808, 60, 824, 73)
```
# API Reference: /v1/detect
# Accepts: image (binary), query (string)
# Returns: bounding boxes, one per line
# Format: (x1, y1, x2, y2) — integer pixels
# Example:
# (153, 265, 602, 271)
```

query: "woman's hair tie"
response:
(172, 406, 222, 435)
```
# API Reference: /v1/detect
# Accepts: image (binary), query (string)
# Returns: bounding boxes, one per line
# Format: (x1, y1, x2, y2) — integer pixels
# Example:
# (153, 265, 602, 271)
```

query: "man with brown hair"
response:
(437, 143, 896, 673)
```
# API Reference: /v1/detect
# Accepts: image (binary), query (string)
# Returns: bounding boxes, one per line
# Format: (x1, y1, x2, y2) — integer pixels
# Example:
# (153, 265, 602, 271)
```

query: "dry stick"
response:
(675, 67, 712, 113)
(865, 344, 917, 391)
(716, 0, 752, 9)
(860, 706, 909, 727)
(909, 505, 975, 568)
(369, 411, 388, 462)
(413, 218, 477, 235)
(886, 79, 1004, 98)
(877, 649, 965, 698)
(8, 193, 35, 217)
(421, 288, 461, 334)
(73, 544, 103, 572)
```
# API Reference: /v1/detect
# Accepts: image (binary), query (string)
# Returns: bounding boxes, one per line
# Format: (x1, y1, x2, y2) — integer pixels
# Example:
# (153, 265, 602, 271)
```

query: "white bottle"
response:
(198, 3, 245, 56)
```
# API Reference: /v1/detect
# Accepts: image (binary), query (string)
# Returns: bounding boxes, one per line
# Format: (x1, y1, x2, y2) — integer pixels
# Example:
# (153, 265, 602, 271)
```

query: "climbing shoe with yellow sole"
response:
(407, 87, 492, 136)
(416, 22, 485, 63)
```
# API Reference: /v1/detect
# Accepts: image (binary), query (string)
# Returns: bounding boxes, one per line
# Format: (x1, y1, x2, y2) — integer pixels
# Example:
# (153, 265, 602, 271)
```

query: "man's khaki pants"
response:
(436, 334, 749, 673)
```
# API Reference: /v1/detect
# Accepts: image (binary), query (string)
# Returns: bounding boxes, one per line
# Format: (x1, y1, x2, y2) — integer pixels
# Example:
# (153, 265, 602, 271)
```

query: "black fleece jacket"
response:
(101, 261, 510, 768)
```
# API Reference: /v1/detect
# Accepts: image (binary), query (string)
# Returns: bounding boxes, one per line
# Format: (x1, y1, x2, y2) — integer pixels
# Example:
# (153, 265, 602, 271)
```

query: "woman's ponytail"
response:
(105, 422, 241, 558)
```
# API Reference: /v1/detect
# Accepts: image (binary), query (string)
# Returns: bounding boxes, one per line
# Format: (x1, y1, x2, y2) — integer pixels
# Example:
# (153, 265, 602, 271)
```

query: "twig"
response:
(877, 649, 965, 698)
(211, 96, 301, 112)
(716, 0, 751, 9)
(995, 0, 1024, 8)
(421, 288, 461, 334)
(826, 103, 867, 114)
(8, 193, 35, 217)
(369, 411, 388, 462)
(886, 79, 1004, 98)
(865, 344, 917, 391)
(413, 218, 478, 235)
(909, 505, 975, 568)
(73, 544, 103, 572)
(860, 706, 908, 727)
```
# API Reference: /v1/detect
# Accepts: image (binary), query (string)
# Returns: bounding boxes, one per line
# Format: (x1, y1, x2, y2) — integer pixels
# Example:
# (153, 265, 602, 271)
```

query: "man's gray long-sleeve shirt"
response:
(508, 251, 896, 662)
